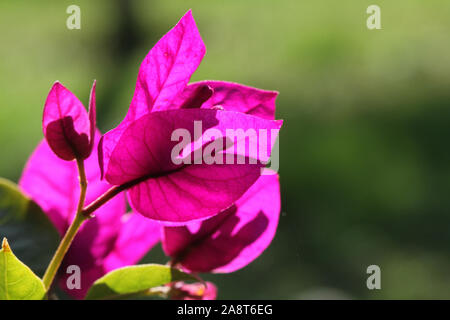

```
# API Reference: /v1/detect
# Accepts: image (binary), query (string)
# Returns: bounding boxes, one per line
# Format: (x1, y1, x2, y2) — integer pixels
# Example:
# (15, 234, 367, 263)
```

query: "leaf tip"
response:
(1, 237, 11, 252)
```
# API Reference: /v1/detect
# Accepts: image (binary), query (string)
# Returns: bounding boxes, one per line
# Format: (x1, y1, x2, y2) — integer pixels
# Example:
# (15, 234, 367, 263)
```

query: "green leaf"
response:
(0, 238, 46, 300)
(0, 178, 59, 277)
(85, 264, 196, 300)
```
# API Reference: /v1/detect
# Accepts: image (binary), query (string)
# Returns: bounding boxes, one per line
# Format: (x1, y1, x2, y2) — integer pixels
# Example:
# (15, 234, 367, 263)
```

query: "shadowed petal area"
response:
(172, 81, 278, 119)
(171, 84, 213, 109)
(43, 81, 96, 160)
(161, 172, 281, 272)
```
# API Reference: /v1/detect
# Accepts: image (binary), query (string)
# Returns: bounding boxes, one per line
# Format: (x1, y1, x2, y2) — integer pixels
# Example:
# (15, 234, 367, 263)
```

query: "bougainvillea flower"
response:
(170, 282, 217, 300)
(99, 10, 283, 224)
(19, 132, 160, 298)
(161, 171, 280, 273)
(43, 81, 96, 161)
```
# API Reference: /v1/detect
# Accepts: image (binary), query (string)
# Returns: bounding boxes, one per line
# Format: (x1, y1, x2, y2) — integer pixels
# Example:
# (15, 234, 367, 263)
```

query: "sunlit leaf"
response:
(85, 264, 196, 300)
(0, 238, 46, 300)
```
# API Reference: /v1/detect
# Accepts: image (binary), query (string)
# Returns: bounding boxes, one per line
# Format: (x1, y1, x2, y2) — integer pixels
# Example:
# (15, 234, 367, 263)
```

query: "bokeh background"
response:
(1, 0, 450, 299)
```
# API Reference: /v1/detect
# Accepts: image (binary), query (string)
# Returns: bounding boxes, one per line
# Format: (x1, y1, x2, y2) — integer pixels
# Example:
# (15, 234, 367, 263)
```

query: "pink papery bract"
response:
(42, 81, 96, 161)
(126, 9, 205, 119)
(161, 172, 280, 273)
(104, 109, 281, 223)
(19, 131, 160, 299)
(99, 10, 205, 178)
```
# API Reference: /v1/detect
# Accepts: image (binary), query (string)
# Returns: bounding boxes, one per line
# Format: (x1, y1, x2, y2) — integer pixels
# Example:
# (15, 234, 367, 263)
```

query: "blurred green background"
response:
(1, 0, 450, 299)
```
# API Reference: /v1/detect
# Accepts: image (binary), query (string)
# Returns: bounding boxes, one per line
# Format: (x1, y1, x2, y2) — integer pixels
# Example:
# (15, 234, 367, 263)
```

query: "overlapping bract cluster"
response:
(20, 10, 283, 300)
(99, 10, 283, 224)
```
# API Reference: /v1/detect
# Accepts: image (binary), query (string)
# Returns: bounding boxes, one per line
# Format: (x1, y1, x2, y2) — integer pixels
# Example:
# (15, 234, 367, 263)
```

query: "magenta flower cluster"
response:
(19, 10, 282, 299)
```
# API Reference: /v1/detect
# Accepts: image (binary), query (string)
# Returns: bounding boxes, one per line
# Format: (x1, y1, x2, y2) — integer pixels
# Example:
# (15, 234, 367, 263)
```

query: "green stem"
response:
(41, 161, 144, 291)
(42, 158, 88, 291)
(80, 175, 144, 217)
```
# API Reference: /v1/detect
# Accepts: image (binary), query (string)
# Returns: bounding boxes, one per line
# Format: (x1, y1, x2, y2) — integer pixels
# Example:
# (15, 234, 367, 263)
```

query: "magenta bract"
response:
(161, 172, 280, 273)
(42, 81, 96, 161)
(19, 132, 160, 298)
(99, 10, 205, 179)
(99, 10, 283, 223)
(126, 10, 205, 119)
(105, 108, 281, 223)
